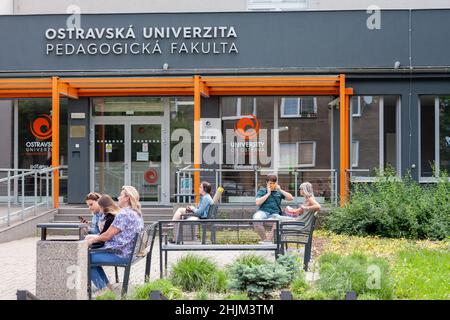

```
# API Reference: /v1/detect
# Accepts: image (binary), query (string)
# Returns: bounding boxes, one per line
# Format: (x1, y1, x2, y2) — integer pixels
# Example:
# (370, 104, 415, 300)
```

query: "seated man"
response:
(253, 174, 294, 241)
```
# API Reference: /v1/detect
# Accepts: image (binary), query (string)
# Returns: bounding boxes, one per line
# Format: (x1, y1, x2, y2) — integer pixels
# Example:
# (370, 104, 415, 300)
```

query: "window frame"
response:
(349, 95, 402, 181)
(418, 95, 450, 182)
(297, 141, 316, 168)
(221, 97, 257, 120)
(280, 97, 318, 118)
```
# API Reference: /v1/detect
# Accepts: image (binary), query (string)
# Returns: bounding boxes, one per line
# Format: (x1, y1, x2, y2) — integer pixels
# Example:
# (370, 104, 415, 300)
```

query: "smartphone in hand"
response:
(78, 216, 88, 224)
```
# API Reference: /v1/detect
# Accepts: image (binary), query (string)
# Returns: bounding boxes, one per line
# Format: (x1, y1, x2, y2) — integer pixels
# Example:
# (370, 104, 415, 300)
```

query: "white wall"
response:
(0, 0, 13, 14)
(308, 0, 450, 10)
(13, 0, 246, 14)
(10, 0, 450, 14)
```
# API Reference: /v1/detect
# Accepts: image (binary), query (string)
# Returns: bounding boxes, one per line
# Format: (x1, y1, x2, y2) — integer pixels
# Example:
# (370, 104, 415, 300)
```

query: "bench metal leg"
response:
(121, 266, 131, 298)
(165, 250, 168, 276)
(303, 242, 312, 271)
(115, 267, 119, 283)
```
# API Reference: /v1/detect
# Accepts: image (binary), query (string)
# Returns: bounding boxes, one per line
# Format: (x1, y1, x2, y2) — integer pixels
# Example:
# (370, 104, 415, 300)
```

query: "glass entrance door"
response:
(131, 124, 162, 202)
(92, 119, 169, 204)
(94, 124, 125, 197)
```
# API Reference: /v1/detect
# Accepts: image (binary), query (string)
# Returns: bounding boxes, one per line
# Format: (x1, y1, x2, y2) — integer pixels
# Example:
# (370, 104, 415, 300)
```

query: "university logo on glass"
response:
(25, 114, 52, 155)
(30, 114, 52, 140)
(234, 114, 260, 139)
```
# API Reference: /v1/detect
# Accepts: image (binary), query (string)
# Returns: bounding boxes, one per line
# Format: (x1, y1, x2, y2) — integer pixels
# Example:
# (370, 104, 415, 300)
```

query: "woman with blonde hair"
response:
(87, 186, 143, 292)
(286, 182, 321, 216)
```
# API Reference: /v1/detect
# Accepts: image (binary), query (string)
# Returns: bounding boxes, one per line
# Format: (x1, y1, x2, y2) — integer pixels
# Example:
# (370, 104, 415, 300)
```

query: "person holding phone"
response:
(253, 174, 294, 241)
(84, 192, 103, 235)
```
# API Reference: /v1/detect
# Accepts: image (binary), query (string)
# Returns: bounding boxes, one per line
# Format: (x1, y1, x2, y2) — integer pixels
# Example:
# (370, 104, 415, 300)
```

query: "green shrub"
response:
(170, 254, 226, 292)
(392, 249, 450, 300)
(325, 168, 450, 240)
(130, 279, 183, 300)
(194, 290, 209, 300)
(95, 290, 117, 300)
(223, 293, 250, 300)
(294, 289, 329, 300)
(317, 252, 394, 300)
(276, 252, 303, 281)
(234, 254, 269, 267)
(290, 272, 309, 296)
(228, 255, 293, 300)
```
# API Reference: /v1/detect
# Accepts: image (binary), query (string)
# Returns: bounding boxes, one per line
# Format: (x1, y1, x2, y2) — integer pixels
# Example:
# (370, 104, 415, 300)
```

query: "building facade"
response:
(0, 9, 449, 206)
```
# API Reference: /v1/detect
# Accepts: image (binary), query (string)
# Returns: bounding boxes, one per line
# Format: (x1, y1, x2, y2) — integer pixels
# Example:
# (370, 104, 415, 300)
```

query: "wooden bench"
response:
(87, 222, 158, 299)
(158, 219, 281, 278)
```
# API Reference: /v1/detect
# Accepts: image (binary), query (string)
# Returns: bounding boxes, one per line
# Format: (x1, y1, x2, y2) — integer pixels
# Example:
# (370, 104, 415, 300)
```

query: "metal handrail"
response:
(175, 166, 338, 206)
(0, 165, 67, 227)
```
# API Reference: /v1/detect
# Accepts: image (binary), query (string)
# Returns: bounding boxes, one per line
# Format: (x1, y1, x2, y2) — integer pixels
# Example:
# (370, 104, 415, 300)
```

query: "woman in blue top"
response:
(172, 181, 214, 220)
(87, 186, 143, 292)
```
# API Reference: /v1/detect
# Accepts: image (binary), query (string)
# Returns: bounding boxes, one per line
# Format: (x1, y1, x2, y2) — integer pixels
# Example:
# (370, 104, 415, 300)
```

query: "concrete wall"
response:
(0, 209, 55, 243)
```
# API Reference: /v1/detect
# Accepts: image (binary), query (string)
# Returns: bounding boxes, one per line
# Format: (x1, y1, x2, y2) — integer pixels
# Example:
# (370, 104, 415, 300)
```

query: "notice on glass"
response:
(142, 143, 148, 152)
(136, 152, 149, 161)
(106, 144, 112, 153)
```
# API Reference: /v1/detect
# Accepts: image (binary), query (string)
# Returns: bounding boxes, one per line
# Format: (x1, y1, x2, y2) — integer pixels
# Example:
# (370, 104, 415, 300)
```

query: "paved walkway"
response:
(1, 236, 306, 300)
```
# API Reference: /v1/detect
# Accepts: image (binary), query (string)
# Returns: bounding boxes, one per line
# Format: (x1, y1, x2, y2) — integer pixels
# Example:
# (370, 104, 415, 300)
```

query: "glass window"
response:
(298, 141, 315, 167)
(352, 141, 359, 167)
(420, 96, 450, 178)
(351, 95, 399, 177)
(18, 98, 68, 198)
(281, 97, 317, 118)
(439, 97, 450, 175)
(221, 97, 256, 119)
(280, 143, 297, 167)
(92, 97, 164, 116)
(170, 97, 194, 202)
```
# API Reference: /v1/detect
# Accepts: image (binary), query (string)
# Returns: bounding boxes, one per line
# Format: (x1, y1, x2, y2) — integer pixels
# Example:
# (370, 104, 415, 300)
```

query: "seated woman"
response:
(172, 181, 214, 220)
(284, 182, 321, 230)
(82, 192, 103, 235)
(85, 194, 119, 246)
(87, 186, 144, 292)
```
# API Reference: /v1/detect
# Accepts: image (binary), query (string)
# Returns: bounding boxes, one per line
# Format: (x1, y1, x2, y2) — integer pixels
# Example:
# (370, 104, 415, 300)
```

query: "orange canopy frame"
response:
(0, 75, 352, 207)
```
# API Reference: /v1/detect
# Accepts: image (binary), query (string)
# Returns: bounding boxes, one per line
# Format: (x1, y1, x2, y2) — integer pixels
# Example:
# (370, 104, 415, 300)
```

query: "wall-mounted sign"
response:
(200, 118, 222, 143)
(105, 143, 112, 153)
(137, 152, 149, 161)
(144, 169, 159, 184)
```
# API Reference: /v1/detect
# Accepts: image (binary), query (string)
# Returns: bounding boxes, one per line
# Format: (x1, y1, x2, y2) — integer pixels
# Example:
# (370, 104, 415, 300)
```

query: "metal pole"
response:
(254, 167, 258, 196)
(21, 173, 25, 221)
(46, 171, 50, 209)
(294, 171, 298, 201)
(34, 171, 38, 215)
(176, 170, 180, 203)
(335, 171, 338, 206)
(7, 171, 11, 226)
(215, 170, 219, 192)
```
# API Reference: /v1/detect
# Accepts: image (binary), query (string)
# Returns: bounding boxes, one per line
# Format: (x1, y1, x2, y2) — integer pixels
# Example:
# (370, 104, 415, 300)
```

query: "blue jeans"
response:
(90, 251, 128, 289)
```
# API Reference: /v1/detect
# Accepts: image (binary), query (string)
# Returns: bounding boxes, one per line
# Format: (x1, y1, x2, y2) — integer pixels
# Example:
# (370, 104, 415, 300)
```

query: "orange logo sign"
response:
(144, 169, 159, 184)
(234, 114, 260, 139)
(30, 114, 52, 140)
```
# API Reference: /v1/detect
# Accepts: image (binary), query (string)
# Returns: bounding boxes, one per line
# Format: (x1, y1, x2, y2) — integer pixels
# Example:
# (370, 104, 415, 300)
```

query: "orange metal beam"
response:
(199, 80, 210, 98)
(51, 77, 60, 209)
(339, 74, 349, 207)
(58, 82, 79, 99)
(193, 75, 201, 204)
